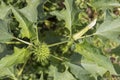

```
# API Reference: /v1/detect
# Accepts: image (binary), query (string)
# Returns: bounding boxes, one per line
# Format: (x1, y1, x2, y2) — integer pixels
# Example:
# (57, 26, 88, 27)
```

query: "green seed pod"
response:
(34, 43, 50, 62)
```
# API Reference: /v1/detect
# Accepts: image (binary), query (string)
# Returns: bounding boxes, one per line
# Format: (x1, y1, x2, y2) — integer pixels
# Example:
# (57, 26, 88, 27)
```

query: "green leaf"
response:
(37, 0, 48, 20)
(75, 41, 116, 75)
(0, 43, 6, 53)
(66, 62, 92, 80)
(0, 43, 13, 59)
(0, 1, 10, 19)
(48, 65, 76, 80)
(40, 72, 44, 80)
(111, 45, 120, 56)
(91, 0, 120, 10)
(0, 19, 13, 42)
(19, 0, 40, 22)
(95, 17, 120, 43)
(11, 6, 35, 38)
(0, 67, 15, 79)
(50, 0, 80, 34)
(0, 47, 30, 69)
(81, 58, 108, 78)
(113, 64, 120, 74)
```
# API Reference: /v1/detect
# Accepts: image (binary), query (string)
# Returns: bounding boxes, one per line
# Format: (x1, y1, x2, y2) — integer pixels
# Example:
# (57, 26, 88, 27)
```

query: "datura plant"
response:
(1, 0, 120, 80)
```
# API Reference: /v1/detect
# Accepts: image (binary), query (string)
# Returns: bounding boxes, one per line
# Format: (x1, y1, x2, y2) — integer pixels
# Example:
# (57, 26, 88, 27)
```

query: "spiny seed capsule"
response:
(34, 43, 50, 62)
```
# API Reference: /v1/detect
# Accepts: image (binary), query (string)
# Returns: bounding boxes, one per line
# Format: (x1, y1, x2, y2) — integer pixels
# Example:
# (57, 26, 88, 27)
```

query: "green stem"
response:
(78, 34, 95, 39)
(48, 40, 69, 47)
(50, 54, 64, 61)
(4, 41, 21, 44)
(35, 25, 39, 43)
(14, 37, 33, 46)
(17, 60, 27, 77)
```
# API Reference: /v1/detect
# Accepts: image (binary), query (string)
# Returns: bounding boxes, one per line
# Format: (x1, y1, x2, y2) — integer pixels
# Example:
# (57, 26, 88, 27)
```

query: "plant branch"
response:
(48, 40, 69, 47)
(35, 24, 39, 43)
(78, 34, 95, 39)
(14, 37, 33, 46)
(4, 41, 21, 44)
(50, 54, 64, 61)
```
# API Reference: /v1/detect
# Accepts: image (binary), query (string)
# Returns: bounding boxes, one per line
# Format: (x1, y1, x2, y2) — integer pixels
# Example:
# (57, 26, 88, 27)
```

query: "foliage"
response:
(0, 0, 120, 80)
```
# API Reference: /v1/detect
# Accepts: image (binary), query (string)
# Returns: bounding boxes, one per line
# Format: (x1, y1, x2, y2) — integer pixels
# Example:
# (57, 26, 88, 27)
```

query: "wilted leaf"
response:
(0, 47, 30, 69)
(50, 0, 80, 34)
(0, 19, 13, 42)
(19, 0, 40, 22)
(75, 41, 116, 75)
(48, 65, 76, 80)
(73, 18, 97, 40)
(95, 17, 120, 43)
(11, 6, 35, 38)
